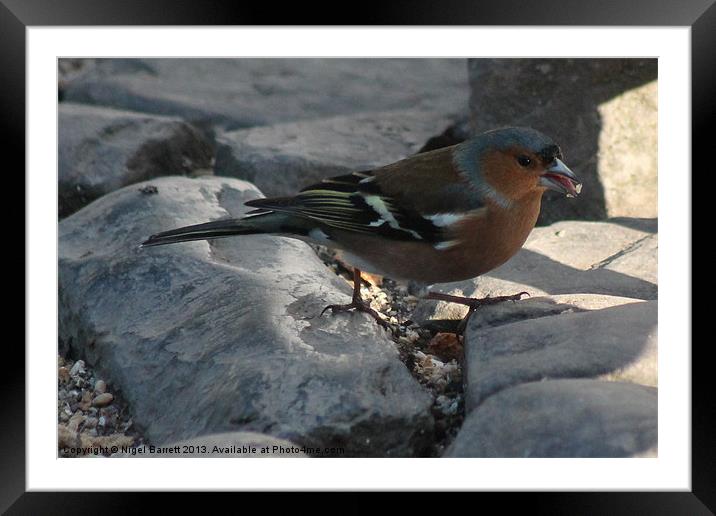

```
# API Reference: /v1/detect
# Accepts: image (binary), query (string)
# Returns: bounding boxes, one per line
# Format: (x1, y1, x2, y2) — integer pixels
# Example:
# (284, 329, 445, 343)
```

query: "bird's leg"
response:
(321, 268, 389, 329)
(425, 291, 530, 335)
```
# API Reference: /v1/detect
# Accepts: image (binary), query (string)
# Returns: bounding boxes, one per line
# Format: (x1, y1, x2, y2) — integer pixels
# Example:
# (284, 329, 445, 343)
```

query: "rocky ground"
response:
(57, 356, 143, 457)
(57, 58, 658, 458)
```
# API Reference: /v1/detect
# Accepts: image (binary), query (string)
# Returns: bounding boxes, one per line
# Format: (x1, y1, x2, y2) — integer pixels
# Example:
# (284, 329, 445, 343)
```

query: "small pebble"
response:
(69, 360, 85, 377)
(79, 391, 93, 411)
(58, 355, 140, 455)
(68, 411, 85, 432)
(405, 329, 420, 342)
(58, 366, 70, 383)
(92, 393, 114, 408)
(138, 185, 158, 195)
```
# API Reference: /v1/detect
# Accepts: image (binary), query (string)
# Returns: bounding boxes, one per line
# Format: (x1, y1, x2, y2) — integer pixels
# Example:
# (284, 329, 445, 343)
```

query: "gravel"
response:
(57, 355, 144, 457)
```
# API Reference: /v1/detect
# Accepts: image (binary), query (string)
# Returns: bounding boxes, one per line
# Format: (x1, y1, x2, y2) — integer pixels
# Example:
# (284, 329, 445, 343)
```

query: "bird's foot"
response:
(455, 291, 530, 334)
(425, 290, 530, 336)
(464, 291, 530, 309)
(321, 299, 390, 329)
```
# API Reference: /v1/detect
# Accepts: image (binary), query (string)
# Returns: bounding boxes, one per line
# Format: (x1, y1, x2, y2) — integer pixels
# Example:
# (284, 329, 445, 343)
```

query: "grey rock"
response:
(59, 103, 214, 218)
(599, 232, 658, 286)
(414, 220, 657, 323)
(63, 58, 469, 131)
(445, 379, 657, 457)
(468, 58, 657, 224)
(58, 176, 433, 457)
(597, 82, 658, 219)
(121, 432, 307, 457)
(463, 301, 657, 410)
(92, 393, 114, 408)
(215, 109, 455, 197)
(69, 360, 85, 377)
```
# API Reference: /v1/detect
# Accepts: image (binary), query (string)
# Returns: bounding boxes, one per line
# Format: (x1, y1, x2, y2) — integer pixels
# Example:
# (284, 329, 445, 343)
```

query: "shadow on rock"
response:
(488, 248, 657, 300)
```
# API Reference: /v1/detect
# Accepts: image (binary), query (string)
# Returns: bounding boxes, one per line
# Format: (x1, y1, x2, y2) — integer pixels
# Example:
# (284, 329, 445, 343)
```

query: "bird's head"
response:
(455, 127, 581, 206)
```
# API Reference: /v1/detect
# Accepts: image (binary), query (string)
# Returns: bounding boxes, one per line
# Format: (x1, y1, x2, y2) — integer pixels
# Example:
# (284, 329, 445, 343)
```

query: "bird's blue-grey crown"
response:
(482, 126, 559, 152)
(452, 126, 578, 204)
(453, 126, 562, 172)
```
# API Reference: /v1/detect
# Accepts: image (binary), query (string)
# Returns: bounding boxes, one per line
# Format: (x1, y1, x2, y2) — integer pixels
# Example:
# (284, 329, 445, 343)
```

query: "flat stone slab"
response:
(215, 109, 454, 197)
(59, 176, 433, 457)
(59, 103, 213, 217)
(463, 300, 657, 410)
(62, 58, 468, 130)
(445, 379, 657, 457)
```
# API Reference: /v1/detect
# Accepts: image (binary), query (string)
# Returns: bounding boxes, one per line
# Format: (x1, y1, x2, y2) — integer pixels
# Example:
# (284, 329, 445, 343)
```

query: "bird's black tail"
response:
(140, 218, 265, 248)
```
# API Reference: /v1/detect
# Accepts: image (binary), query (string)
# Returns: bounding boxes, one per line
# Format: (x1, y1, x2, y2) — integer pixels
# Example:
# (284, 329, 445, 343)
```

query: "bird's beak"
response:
(539, 158, 582, 197)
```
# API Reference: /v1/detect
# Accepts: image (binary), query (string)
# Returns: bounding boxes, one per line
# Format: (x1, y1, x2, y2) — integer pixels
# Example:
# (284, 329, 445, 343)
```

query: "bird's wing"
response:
(368, 145, 485, 214)
(244, 147, 485, 246)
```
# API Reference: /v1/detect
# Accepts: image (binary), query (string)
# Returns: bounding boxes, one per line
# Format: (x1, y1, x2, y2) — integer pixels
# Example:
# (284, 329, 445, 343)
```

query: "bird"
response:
(141, 126, 581, 332)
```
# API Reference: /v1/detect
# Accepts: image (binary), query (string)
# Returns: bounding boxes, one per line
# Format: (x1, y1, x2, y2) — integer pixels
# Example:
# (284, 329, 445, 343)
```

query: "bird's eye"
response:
(517, 156, 532, 167)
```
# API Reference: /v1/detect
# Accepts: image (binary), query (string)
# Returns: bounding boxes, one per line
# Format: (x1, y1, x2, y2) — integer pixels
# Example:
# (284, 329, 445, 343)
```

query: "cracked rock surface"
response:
(58, 176, 433, 457)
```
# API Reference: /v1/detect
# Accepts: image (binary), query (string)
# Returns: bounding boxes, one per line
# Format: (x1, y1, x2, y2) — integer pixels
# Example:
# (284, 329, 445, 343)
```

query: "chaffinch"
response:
(142, 127, 581, 331)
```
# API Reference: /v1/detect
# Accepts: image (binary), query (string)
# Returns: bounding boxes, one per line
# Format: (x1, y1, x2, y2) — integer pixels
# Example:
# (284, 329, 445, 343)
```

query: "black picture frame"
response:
(6, 0, 708, 511)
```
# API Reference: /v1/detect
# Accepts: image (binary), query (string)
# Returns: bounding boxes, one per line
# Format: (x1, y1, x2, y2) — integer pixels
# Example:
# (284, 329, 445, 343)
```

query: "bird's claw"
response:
(321, 300, 390, 329)
(455, 291, 530, 335)
(470, 291, 530, 308)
